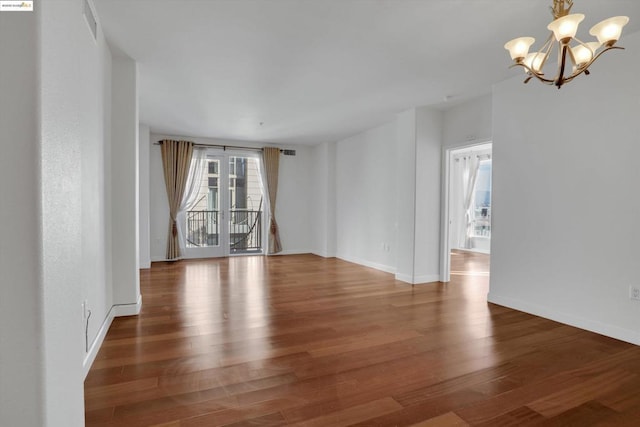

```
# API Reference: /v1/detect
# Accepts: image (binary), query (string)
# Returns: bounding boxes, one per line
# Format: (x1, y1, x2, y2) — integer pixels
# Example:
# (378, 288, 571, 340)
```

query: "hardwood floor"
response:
(85, 254, 640, 426)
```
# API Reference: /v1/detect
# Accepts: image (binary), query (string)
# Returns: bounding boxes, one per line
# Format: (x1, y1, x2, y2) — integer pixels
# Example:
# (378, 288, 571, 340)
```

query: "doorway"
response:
(441, 142, 492, 281)
(182, 152, 266, 258)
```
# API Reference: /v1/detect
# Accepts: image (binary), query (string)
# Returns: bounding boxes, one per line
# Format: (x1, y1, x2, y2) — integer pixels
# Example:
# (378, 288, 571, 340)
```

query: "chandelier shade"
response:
(570, 42, 599, 67)
(547, 14, 584, 42)
(589, 16, 629, 46)
(504, 0, 628, 88)
(504, 37, 535, 61)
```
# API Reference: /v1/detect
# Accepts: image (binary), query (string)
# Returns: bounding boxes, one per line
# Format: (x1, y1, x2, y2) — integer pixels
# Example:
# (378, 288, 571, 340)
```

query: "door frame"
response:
(182, 149, 267, 259)
(440, 140, 492, 282)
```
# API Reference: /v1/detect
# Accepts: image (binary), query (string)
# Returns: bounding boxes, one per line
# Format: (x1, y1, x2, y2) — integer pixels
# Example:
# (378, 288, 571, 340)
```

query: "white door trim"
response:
(440, 140, 492, 282)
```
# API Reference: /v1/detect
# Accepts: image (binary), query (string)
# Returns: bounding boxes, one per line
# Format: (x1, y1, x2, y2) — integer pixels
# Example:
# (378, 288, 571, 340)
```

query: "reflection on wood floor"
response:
(85, 253, 640, 426)
(450, 249, 490, 277)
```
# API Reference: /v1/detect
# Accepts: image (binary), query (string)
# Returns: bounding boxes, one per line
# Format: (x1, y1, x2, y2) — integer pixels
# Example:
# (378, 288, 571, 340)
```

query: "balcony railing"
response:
(229, 210, 262, 252)
(186, 210, 219, 247)
(186, 210, 262, 252)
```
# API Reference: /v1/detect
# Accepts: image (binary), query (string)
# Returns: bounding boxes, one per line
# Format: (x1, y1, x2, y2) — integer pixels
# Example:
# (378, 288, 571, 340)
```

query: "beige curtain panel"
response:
(263, 147, 283, 254)
(160, 139, 194, 260)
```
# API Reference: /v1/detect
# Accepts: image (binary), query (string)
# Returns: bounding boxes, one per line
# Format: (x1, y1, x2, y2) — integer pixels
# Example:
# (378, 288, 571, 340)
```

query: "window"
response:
(185, 155, 264, 253)
(207, 160, 219, 211)
(208, 161, 218, 174)
(473, 159, 492, 237)
(208, 188, 218, 211)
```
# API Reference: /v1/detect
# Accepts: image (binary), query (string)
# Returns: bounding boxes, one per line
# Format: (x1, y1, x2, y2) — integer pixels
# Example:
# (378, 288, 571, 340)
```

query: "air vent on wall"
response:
(282, 149, 296, 156)
(83, 0, 97, 40)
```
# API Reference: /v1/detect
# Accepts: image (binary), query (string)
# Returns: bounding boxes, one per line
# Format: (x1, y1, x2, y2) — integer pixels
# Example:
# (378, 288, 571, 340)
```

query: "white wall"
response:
(442, 94, 492, 149)
(149, 134, 313, 260)
(1, 1, 128, 423)
(414, 107, 443, 283)
(150, 136, 169, 260)
(40, 0, 114, 424)
(139, 124, 151, 268)
(489, 30, 640, 345)
(310, 142, 337, 257)
(277, 143, 313, 254)
(327, 108, 443, 283)
(111, 55, 141, 312)
(394, 110, 418, 280)
(0, 9, 43, 427)
(79, 0, 114, 375)
(335, 121, 399, 273)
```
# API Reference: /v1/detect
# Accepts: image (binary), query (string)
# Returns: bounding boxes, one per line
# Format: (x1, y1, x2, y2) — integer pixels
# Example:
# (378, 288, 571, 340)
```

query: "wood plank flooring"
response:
(85, 253, 640, 426)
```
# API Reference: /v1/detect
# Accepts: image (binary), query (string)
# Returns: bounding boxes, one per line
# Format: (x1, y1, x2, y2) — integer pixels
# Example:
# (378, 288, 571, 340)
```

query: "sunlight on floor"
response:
(451, 270, 490, 276)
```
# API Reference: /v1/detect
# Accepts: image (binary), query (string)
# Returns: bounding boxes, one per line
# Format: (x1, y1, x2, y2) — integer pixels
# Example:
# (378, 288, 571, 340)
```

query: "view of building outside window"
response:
(186, 156, 263, 251)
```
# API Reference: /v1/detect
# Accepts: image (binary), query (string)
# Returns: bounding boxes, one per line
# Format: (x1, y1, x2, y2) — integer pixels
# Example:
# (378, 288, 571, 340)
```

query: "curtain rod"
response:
(154, 140, 283, 153)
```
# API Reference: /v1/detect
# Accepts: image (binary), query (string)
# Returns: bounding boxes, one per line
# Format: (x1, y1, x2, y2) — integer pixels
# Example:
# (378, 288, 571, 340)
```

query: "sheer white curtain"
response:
(176, 147, 207, 254)
(462, 155, 480, 249)
(451, 155, 480, 250)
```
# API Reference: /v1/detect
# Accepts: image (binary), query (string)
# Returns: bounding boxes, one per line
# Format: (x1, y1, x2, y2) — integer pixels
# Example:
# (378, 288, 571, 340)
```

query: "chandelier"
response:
(504, 0, 628, 88)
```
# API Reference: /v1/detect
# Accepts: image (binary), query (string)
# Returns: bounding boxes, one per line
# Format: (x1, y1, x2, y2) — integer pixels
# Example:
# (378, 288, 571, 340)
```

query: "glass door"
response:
(183, 152, 265, 258)
(183, 155, 228, 258)
(227, 155, 264, 254)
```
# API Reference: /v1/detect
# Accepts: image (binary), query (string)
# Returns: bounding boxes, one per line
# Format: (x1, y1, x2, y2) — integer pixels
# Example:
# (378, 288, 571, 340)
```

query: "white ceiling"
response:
(93, 0, 640, 145)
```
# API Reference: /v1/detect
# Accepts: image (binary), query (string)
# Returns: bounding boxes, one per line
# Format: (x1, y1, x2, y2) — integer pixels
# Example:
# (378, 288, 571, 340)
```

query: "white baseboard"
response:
(395, 273, 413, 284)
(413, 274, 441, 284)
(82, 295, 143, 378)
(336, 254, 396, 275)
(113, 294, 143, 317)
(269, 249, 311, 256)
(488, 293, 640, 346)
(83, 306, 115, 378)
(395, 273, 440, 284)
(311, 251, 336, 259)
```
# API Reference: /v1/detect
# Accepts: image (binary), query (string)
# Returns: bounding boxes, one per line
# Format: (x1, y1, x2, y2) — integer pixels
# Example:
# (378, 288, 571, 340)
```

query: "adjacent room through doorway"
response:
(446, 142, 492, 279)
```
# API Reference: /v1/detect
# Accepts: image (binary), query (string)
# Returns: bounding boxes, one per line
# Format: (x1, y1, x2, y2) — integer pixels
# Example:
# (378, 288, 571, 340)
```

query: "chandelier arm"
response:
(537, 32, 555, 74)
(589, 45, 625, 62)
(555, 44, 569, 88)
(559, 46, 625, 84)
(509, 63, 557, 85)
(539, 33, 554, 60)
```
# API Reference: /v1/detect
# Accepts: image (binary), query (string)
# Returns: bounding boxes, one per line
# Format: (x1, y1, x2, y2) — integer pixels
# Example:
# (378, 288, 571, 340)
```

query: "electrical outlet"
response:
(629, 286, 640, 301)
